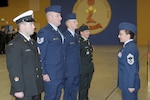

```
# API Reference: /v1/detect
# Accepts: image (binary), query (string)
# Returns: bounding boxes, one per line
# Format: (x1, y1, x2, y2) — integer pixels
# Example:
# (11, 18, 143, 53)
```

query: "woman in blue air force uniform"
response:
(117, 22, 140, 100)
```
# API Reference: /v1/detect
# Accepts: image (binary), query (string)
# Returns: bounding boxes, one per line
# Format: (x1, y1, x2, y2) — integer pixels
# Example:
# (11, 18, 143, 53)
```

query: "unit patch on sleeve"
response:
(127, 53, 134, 65)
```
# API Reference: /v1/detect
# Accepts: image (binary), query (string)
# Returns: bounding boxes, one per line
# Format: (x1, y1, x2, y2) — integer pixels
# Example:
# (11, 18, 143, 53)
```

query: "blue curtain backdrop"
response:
(50, 0, 137, 45)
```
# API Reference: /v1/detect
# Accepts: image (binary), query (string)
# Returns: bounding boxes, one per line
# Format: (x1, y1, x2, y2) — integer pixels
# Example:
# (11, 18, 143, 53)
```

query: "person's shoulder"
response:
(37, 27, 48, 37)
(125, 41, 138, 52)
(79, 36, 84, 41)
(7, 37, 20, 49)
(38, 26, 46, 32)
(44, 24, 55, 31)
(8, 35, 21, 44)
(127, 41, 137, 48)
(38, 24, 55, 35)
(78, 37, 83, 43)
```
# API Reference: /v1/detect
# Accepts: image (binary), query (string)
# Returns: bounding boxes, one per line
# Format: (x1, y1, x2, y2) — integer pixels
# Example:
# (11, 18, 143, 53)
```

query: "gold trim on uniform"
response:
(24, 39, 27, 42)
(8, 43, 14, 46)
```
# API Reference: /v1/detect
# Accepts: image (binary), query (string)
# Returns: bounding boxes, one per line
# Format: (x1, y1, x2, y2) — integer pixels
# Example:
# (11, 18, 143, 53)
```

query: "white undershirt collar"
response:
(49, 23, 57, 31)
(19, 32, 31, 41)
(68, 29, 75, 37)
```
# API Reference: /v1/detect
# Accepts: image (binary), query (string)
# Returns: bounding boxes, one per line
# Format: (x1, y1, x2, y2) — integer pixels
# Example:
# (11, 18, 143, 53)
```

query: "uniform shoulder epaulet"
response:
(8, 42, 14, 46)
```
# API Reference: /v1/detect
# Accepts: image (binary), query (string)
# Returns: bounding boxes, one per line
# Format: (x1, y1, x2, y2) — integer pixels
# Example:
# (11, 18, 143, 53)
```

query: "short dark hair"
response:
(125, 30, 135, 39)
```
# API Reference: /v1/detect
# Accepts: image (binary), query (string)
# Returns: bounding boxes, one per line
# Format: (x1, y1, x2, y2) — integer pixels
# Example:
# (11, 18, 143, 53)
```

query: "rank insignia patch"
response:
(127, 53, 134, 65)
(37, 37, 44, 44)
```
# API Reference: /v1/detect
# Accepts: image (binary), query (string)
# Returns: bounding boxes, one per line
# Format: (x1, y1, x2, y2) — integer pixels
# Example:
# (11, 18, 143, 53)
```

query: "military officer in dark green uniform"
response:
(6, 10, 44, 100)
(78, 25, 94, 100)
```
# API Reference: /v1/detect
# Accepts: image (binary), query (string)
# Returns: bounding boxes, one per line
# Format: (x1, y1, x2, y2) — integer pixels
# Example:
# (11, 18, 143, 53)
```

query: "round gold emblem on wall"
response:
(73, 0, 111, 35)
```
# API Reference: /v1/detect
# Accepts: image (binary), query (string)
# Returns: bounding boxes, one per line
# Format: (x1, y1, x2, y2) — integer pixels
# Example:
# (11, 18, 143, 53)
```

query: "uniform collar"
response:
(81, 36, 88, 41)
(67, 29, 75, 37)
(123, 39, 133, 47)
(49, 23, 58, 31)
(19, 32, 31, 41)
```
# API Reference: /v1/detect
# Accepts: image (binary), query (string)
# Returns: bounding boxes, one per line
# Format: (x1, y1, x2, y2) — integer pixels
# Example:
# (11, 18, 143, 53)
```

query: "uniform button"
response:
(14, 77, 20, 82)
(37, 75, 39, 78)
(36, 68, 38, 71)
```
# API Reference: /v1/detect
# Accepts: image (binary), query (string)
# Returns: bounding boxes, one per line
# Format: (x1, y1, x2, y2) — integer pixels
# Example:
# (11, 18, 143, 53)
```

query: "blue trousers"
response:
(63, 76, 79, 100)
(121, 89, 138, 100)
(44, 79, 64, 100)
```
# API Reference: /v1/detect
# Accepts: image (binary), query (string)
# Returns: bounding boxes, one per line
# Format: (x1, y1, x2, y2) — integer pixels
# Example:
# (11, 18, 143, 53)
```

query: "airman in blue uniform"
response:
(37, 5, 65, 100)
(63, 13, 80, 100)
(117, 22, 140, 100)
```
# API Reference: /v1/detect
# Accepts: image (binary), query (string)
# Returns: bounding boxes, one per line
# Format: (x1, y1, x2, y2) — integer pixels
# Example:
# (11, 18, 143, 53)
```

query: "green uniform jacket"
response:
(79, 37, 94, 74)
